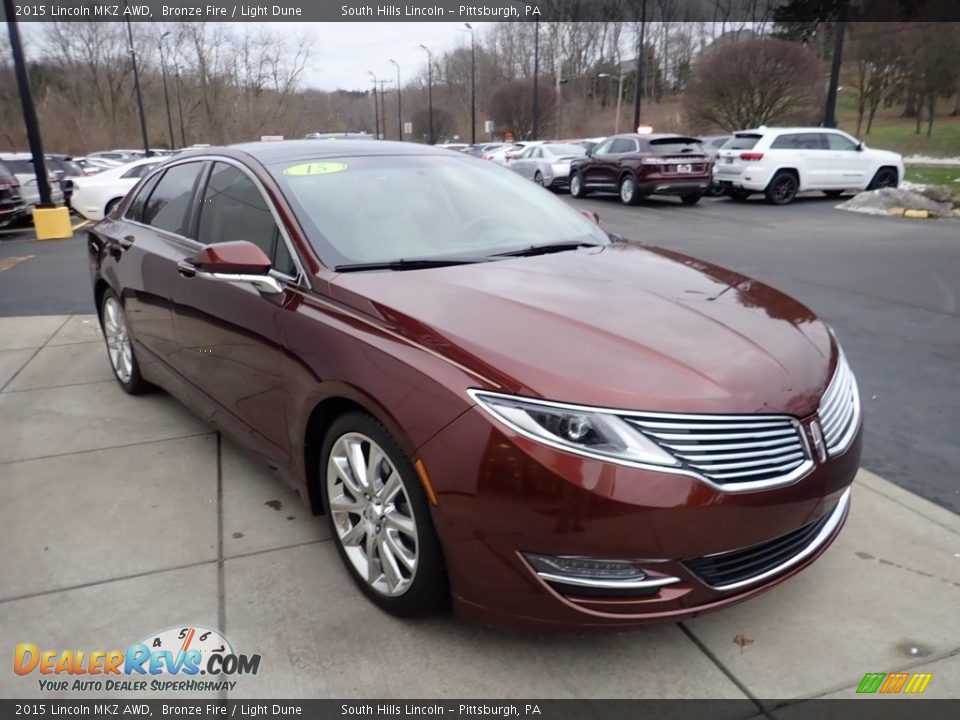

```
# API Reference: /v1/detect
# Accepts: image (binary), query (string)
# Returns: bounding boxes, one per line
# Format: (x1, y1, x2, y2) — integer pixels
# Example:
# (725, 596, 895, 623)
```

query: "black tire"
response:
(104, 197, 122, 217)
(619, 174, 641, 206)
(728, 189, 752, 202)
(765, 171, 799, 205)
(320, 411, 448, 618)
(99, 289, 152, 395)
(706, 184, 726, 197)
(680, 193, 702, 206)
(868, 167, 898, 190)
(569, 171, 588, 198)
(822, 190, 845, 199)
(533, 171, 544, 186)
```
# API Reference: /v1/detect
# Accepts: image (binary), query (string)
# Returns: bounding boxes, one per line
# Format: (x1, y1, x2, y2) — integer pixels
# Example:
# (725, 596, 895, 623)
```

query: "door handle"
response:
(117, 235, 135, 249)
(108, 235, 134, 259)
(177, 260, 197, 278)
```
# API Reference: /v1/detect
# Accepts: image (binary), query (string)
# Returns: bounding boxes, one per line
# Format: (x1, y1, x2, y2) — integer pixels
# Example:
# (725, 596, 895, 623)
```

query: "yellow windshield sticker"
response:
(283, 162, 348, 176)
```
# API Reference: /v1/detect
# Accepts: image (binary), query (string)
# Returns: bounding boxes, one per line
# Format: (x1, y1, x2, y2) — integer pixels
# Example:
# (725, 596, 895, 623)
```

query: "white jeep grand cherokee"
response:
(713, 127, 904, 205)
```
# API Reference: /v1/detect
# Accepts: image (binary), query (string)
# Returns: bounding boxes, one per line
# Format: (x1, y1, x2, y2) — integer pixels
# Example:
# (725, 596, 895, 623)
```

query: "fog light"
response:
(524, 553, 645, 580)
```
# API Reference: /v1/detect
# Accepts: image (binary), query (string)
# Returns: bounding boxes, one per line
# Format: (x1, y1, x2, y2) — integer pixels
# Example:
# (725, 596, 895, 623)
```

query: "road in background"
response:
(2, 196, 958, 512)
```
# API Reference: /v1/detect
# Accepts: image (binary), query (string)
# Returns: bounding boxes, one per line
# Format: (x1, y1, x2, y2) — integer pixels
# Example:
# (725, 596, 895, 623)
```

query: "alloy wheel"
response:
(534, 171, 544, 186)
(620, 177, 635, 204)
(326, 432, 419, 597)
(103, 296, 133, 383)
(570, 174, 581, 196)
(874, 169, 897, 189)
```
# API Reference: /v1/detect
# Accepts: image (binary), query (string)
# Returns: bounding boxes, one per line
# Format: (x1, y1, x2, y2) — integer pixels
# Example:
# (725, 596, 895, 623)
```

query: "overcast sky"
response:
(301, 22, 492, 91)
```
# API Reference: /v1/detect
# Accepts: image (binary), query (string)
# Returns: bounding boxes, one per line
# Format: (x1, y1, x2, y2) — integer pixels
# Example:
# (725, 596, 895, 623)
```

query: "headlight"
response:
(468, 390, 680, 468)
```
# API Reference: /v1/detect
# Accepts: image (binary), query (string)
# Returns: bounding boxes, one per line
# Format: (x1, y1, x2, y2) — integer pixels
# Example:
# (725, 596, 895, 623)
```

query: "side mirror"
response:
(856, 142, 864, 151)
(586, 147, 595, 158)
(180, 241, 282, 294)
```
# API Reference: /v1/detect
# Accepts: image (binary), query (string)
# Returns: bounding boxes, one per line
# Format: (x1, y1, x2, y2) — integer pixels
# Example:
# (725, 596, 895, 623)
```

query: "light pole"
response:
(632, 0, 647, 132)
(367, 71, 380, 139)
(377, 79, 391, 138)
(388, 59, 402, 140)
(418, 44, 434, 144)
(158, 31, 175, 149)
(173, 60, 187, 147)
(124, 2, 151, 156)
(532, 19, 540, 140)
(823, 0, 849, 128)
(464, 23, 476, 145)
(598, 73, 626, 134)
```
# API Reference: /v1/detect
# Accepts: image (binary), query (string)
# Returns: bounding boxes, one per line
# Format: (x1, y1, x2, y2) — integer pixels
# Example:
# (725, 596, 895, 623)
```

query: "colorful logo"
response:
(856, 672, 932, 694)
(14, 626, 261, 693)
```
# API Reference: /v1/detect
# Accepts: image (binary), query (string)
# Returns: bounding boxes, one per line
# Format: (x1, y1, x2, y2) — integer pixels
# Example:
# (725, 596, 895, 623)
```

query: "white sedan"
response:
(71, 157, 165, 221)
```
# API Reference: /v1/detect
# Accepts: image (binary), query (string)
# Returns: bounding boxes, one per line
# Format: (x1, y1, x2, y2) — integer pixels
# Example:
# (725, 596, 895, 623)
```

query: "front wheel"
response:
(569, 172, 588, 198)
(765, 172, 799, 205)
(321, 412, 448, 617)
(533, 171, 544, 186)
(868, 167, 898, 190)
(100, 290, 152, 395)
(680, 193, 702, 205)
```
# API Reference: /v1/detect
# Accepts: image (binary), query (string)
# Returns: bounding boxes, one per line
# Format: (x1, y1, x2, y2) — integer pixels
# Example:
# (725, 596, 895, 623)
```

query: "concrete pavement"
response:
(1, 315, 958, 707)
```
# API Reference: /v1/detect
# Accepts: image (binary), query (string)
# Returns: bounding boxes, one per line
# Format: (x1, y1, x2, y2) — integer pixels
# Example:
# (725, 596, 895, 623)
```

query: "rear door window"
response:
(142, 162, 205, 237)
(609, 138, 638, 153)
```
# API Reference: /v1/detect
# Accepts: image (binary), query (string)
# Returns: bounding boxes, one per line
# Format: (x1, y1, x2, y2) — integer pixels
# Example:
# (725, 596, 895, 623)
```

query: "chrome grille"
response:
(624, 413, 810, 489)
(819, 354, 860, 456)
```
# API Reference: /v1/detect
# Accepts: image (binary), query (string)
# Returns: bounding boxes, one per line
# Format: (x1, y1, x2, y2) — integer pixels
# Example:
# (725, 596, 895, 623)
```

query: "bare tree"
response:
(848, 23, 901, 136)
(684, 37, 823, 131)
(489, 80, 558, 139)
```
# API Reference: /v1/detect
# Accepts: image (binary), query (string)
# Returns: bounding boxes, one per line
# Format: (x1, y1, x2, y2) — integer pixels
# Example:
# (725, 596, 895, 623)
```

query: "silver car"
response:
(508, 142, 587, 191)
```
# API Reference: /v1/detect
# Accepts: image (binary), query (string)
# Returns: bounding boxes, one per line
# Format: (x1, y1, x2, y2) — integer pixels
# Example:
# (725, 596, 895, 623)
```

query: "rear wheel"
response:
(868, 167, 898, 190)
(728, 189, 751, 202)
(619, 175, 641, 206)
(320, 412, 448, 617)
(680, 193, 702, 206)
(570, 172, 588, 198)
(533, 171, 544, 186)
(765, 171, 799, 205)
(100, 290, 152, 395)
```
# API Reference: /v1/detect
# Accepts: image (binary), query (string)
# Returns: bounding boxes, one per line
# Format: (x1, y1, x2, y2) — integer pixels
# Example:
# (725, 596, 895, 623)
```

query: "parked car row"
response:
(489, 126, 903, 208)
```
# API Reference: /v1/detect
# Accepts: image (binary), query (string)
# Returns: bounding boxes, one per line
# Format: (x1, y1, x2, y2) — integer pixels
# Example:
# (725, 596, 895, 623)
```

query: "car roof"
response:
(736, 127, 848, 135)
(215, 139, 459, 164)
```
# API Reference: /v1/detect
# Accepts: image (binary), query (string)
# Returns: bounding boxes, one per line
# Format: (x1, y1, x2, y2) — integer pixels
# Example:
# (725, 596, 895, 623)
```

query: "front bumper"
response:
(418, 405, 861, 631)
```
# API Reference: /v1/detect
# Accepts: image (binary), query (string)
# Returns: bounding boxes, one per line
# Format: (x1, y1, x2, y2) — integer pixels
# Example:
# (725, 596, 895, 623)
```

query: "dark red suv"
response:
(570, 133, 712, 206)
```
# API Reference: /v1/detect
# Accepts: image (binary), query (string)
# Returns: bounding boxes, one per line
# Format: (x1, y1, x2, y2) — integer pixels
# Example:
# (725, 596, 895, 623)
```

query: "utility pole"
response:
(388, 59, 402, 140)
(158, 32, 175, 149)
(368, 71, 380, 139)
(632, 0, 647, 132)
(4, 0, 52, 206)
(823, 0, 849, 128)
(377, 79, 391, 139)
(173, 64, 187, 147)
(599, 73, 626, 134)
(419, 45, 434, 144)
(532, 19, 540, 140)
(124, 3, 151, 156)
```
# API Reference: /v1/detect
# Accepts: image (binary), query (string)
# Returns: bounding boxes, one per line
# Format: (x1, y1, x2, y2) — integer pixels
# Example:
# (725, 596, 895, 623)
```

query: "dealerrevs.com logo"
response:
(14, 626, 261, 693)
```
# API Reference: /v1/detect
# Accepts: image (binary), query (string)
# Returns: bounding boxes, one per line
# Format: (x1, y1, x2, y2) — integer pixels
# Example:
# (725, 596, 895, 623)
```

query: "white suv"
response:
(713, 127, 904, 205)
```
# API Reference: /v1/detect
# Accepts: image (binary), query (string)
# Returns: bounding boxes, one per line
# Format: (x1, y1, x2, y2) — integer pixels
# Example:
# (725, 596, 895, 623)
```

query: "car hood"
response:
(867, 147, 903, 164)
(330, 243, 835, 416)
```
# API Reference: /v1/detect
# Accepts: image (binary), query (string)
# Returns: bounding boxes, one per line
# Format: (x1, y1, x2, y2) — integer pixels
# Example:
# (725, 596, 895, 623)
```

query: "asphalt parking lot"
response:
(1, 195, 958, 706)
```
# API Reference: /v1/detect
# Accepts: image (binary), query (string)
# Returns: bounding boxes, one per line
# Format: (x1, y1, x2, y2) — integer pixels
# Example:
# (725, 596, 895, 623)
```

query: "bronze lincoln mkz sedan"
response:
(88, 140, 861, 631)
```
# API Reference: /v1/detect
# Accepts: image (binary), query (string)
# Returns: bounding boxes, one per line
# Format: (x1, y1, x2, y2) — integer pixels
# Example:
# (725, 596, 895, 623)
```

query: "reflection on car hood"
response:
(331, 242, 835, 416)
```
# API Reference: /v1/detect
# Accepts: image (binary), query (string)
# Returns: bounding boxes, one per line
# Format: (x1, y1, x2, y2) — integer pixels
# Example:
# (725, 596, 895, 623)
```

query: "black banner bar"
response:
(2, 0, 959, 23)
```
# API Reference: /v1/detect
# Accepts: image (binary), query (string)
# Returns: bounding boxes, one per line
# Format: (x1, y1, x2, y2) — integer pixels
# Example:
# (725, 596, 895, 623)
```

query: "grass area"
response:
(904, 166, 960, 187)
(835, 96, 960, 157)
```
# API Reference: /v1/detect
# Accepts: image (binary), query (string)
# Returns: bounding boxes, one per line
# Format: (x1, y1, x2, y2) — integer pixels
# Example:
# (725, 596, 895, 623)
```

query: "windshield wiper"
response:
(334, 257, 492, 272)
(490, 241, 604, 258)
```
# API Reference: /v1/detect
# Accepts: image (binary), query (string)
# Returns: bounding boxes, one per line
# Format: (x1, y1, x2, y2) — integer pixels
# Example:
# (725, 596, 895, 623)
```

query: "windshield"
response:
(0, 163, 14, 180)
(271, 154, 609, 268)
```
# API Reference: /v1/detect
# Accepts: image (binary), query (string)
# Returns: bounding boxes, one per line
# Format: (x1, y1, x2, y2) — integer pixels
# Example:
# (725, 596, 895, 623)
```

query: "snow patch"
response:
(904, 155, 960, 166)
